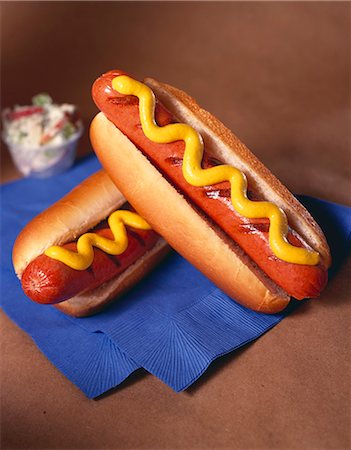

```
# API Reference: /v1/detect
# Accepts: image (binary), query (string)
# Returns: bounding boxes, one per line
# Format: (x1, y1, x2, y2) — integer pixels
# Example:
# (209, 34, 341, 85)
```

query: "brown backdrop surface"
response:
(1, 2, 350, 449)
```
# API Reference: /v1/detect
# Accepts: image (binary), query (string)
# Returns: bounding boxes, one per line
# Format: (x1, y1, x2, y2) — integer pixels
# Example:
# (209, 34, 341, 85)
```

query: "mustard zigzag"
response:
(45, 210, 151, 270)
(112, 75, 319, 266)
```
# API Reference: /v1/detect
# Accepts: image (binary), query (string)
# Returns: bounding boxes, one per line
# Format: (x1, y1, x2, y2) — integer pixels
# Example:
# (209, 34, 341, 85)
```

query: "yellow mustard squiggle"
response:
(112, 75, 319, 266)
(44, 210, 151, 270)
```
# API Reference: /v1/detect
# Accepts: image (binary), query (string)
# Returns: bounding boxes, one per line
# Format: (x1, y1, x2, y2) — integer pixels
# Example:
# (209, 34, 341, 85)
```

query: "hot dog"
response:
(12, 170, 169, 317)
(90, 70, 331, 313)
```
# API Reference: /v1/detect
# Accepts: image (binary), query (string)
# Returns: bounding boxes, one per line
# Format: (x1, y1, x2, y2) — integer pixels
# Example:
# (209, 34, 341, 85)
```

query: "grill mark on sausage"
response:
(206, 156, 222, 167)
(165, 155, 225, 169)
(108, 96, 139, 106)
(128, 229, 146, 247)
(204, 185, 260, 202)
(165, 156, 183, 166)
(205, 188, 231, 199)
(239, 223, 270, 233)
(104, 252, 122, 267)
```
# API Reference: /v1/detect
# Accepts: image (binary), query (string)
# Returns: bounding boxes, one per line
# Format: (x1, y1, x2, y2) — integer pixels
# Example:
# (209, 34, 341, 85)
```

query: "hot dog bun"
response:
(90, 77, 331, 313)
(13, 170, 169, 317)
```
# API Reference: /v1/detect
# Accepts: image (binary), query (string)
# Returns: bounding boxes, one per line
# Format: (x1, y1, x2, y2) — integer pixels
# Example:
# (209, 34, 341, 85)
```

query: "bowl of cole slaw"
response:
(2, 93, 83, 178)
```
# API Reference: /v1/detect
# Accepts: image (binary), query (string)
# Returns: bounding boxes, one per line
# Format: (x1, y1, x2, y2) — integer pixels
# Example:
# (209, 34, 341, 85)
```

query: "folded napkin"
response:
(1, 155, 350, 398)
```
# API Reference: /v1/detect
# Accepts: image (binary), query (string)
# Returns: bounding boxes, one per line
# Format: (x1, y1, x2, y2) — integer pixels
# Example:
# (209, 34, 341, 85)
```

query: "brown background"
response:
(1, 2, 350, 449)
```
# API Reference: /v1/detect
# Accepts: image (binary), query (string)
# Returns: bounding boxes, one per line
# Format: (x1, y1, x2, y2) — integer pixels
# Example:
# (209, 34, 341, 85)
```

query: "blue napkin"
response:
(1, 155, 350, 398)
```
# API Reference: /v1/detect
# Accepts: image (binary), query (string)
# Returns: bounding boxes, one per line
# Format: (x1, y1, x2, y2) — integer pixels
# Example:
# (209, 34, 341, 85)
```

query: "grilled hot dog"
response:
(13, 170, 169, 317)
(90, 70, 331, 313)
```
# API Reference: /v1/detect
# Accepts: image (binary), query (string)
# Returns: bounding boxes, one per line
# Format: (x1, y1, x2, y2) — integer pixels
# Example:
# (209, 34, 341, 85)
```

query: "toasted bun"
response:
(91, 113, 291, 313)
(13, 170, 169, 317)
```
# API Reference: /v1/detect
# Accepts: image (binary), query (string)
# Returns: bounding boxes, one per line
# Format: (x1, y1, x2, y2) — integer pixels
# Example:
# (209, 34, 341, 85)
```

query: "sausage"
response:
(21, 226, 160, 304)
(92, 71, 328, 299)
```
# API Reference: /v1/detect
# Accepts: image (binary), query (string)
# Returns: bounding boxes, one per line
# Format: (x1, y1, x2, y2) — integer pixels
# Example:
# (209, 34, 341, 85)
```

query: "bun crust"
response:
(90, 113, 290, 313)
(12, 169, 169, 317)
